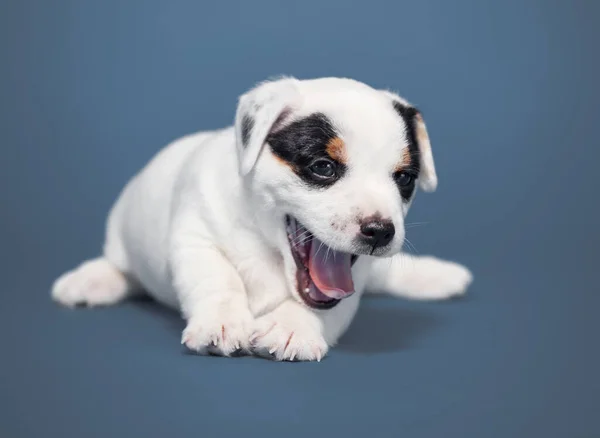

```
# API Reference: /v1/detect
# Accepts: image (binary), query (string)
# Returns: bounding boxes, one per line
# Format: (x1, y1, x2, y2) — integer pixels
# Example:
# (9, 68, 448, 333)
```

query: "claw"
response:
(284, 332, 294, 353)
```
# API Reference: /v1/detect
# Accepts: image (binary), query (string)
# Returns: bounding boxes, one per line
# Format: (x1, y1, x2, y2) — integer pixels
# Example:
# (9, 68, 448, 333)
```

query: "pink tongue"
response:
(308, 237, 355, 300)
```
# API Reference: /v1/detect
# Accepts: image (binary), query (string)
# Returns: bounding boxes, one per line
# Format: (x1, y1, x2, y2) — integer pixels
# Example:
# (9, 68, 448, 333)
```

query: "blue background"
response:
(1, 0, 599, 437)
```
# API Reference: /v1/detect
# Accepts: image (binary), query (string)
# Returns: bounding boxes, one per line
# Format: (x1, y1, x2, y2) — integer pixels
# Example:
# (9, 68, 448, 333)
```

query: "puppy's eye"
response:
(309, 159, 336, 178)
(395, 171, 415, 187)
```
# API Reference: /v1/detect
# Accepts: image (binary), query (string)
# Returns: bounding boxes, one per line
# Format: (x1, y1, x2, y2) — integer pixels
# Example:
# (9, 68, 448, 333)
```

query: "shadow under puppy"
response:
(52, 77, 473, 361)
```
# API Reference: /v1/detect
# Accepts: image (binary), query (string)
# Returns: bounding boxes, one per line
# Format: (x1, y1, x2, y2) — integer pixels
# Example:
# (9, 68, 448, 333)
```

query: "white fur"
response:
(52, 77, 472, 361)
(52, 258, 137, 307)
(366, 255, 473, 300)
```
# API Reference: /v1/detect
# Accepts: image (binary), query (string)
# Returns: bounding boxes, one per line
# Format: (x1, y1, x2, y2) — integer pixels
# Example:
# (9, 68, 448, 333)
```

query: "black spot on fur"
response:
(241, 114, 254, 147)
(392, 101, 421, 200)
(267, 113, 347, 188)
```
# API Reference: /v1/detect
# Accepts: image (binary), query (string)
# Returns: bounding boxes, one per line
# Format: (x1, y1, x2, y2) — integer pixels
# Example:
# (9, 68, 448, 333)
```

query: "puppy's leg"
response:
(52, 193, 142, 307)
(366, 254, 473, 300)
(251, 293, 361, 361)
(52, 258, 139, 307)
(171, 241, 253, 357)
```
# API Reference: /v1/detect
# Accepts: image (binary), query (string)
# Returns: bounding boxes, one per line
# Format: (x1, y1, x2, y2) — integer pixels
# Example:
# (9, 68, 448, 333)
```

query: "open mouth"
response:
(285, 215, 359, 309)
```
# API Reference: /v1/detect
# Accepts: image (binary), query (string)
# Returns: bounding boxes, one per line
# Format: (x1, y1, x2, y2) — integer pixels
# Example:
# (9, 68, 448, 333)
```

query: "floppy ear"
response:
(381, 90, 438, 192)
(234, 78, 300, 175)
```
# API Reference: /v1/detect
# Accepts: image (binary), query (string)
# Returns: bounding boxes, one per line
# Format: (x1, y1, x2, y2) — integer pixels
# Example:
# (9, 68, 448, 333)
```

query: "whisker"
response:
(401, 250, 416, 270)
(404, 222, 430, 229)
(403, 237, 419, 254)
(291, 236, 310, 247)
(291, 230, 312, 246)
(314, 240, 326, 259)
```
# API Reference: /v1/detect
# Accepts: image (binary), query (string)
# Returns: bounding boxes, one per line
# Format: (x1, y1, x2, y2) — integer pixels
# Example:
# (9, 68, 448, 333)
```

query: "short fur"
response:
(52, 77, 472, 361)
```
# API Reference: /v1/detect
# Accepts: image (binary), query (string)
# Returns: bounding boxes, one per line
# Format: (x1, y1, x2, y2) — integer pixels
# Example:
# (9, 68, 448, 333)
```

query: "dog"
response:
(51, 76, 472, 361)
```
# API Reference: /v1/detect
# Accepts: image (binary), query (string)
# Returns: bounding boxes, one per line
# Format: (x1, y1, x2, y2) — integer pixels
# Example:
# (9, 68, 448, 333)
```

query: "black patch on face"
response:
(267, 113, 347, 188)
(392, 101, 421, 200)
(241, 114, 254, 147)
(393, 170, 417, 201)
(392, 167, 417, 201)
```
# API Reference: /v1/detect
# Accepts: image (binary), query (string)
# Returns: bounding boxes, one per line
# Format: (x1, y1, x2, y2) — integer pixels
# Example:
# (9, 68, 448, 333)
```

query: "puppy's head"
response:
(234, 77, 437, 309)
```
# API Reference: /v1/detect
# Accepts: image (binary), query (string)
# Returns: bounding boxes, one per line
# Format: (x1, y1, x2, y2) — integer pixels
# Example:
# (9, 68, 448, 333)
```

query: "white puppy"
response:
(52, 77, 472, 361)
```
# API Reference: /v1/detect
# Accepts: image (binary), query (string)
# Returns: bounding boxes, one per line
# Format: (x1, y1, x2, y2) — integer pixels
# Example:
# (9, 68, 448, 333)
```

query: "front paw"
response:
(250, 311, 328, 362)
(181, 307, 253, 357)
(404, 257, 473, 300)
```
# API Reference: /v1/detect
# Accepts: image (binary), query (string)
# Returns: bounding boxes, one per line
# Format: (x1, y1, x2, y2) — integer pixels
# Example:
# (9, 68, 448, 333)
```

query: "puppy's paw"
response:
(396, 256, 473, 300)
(250, 308, 328, 362)
(182, 307, 253, 357)
(52, 258, 130, 307)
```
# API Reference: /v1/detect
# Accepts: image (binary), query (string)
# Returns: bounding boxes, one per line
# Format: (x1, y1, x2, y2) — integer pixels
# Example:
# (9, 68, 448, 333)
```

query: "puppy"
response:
(52, 77, 472, 361)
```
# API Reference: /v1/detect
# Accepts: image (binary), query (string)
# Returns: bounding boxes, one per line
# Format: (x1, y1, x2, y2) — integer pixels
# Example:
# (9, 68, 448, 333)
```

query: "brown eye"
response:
(309, 159, 336, 178)
(395, 171, 414, 187)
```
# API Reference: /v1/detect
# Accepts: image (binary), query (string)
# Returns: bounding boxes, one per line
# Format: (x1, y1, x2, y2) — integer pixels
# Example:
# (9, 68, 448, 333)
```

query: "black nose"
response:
(359, 219, 395, 250)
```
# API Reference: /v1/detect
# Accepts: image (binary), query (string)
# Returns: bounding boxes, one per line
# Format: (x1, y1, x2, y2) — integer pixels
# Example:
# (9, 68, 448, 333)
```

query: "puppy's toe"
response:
(250, 317, 328, 362)
(182, 309, 253, 357)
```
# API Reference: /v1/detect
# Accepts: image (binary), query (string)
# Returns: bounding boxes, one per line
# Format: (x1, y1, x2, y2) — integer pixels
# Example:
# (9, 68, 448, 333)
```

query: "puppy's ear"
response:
(234, 77, 300, 175)
(381, 90, 438, 192)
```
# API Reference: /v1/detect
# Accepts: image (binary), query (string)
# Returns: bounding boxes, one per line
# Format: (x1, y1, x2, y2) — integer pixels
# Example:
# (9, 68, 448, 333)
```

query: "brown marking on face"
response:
(325, 137, 347, 164)
(394, 147, 412, 172)
(269, 149, 297, 171)
(415, 113, 431, 153)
